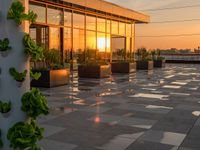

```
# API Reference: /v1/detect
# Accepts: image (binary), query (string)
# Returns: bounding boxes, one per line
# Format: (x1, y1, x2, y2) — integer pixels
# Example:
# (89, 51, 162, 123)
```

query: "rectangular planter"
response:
(31, 69, 70, 88)
(154, 60, 166, 68)
(78, 64, 111, 78)
(136, 61, 153, 70)
(111, 62, 136, 73)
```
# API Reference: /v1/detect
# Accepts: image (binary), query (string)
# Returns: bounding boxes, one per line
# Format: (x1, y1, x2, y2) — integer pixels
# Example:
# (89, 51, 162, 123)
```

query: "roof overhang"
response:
(62, 0, 150, 23)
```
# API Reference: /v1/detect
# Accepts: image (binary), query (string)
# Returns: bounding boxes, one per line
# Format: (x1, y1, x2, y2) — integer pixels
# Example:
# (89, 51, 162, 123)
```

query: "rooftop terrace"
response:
(38, 64, 200, 150)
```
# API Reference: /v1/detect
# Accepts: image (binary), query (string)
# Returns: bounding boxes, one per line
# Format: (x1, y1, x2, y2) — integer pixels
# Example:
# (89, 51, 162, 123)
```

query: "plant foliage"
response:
(44, 49, 62, 69)
(136, 48, 152, 61)
(30, 70, 41, 80)
(0, 101, 11, 113)
(9, 68, 27, 82)
(23, 34, 44, 61)
(0, 38, 12, 52)
(21, 88, 49, 119)
(7, 120, 43, 150)
(7, 1, 37, 25)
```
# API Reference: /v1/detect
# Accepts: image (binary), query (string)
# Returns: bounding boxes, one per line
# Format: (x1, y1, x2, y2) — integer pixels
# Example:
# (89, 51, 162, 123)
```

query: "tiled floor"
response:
(38, 64, 200, 150)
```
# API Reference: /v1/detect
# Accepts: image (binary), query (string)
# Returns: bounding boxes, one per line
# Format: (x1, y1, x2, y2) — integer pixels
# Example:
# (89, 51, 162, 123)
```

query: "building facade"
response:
(29, 0, 149, 63)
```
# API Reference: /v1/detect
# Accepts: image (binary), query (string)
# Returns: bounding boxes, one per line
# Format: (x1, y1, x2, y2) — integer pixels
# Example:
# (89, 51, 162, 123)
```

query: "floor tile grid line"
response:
(178, 115, 200, 150)
(124, 100, 176, 148)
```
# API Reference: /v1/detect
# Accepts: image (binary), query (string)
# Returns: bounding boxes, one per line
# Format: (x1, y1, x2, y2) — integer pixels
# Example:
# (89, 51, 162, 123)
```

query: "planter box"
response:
(78, 64, 111, 78)
(111, 62, 136, 73)
(31, 69, 70, 88)
(136, 61, 153, 70)
(154, 60, 166, 68)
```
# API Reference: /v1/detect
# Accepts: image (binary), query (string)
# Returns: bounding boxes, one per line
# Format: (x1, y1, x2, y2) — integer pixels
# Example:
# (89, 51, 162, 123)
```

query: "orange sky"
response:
(106, 0, 200, 50)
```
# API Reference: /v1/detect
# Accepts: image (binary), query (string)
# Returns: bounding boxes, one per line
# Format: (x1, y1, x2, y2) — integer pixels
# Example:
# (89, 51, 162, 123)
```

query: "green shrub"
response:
(7, 120, 43, 150)
(21, 88, 49, 119)
(7, 1, 37, 25)
(9, 68, 27, 82)
(23, 34, 44, 61)
(0, 101, 11, 113)
(0, 38, 11, 52)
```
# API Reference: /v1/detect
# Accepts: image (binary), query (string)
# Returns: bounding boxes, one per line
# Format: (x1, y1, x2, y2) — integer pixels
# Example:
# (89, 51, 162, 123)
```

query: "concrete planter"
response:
(111, 62, 136, 73)
(153, 60, 166, 68)
(31, 69, 70, 88)
(78, 64, 111, 78)
(136, 61, 153, 70)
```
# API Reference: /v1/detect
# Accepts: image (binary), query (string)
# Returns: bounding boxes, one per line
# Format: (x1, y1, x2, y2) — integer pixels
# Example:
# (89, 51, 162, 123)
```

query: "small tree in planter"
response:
(111, 48, 136, 74)
(136, 47, 153, 70)
(31, 49, 70, 88)
(151, 49, 165, 68)
(78, 49, 111, 78)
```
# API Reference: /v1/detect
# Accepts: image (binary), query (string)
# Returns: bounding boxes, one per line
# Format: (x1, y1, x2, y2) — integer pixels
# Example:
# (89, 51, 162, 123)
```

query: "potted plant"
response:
(0, 101, 12, 118)
(31, 49, 70, 88)
(151, 50, 165, 68)
(78, 49, 111, 78)
(111, 49, 136, 73)
(136, 48, 153, 70)
(0, 38, 12, 57)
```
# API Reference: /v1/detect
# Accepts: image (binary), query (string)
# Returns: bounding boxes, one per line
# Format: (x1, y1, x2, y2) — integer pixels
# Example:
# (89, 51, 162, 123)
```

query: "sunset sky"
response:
(106, 0, 200, 50)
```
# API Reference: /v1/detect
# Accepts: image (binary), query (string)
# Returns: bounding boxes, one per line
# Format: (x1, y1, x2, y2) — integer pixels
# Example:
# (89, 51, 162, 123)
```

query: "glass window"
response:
(97, 32, 106, 59)
(106, 34, 111, 60)
(86, 31, 96, 50)
(64, 11, 72, 27)
(119, 22, 125, 36)
(86, 16, 96, 30)
(97, 32, 106, 52)
(132, 23, 135, 36)
(49, 27, 60, 50)
(64, 28, 72, 62)
(73, 13, 85, 29)
(106, 20, 111, 33)
(112, 21, 118, 35)
(126, 37, 131, 59)
(97, 18, 106, 32)
(47, 7, 63, 25)
(126, 23, 132, 37)
(29, 4, 46, 23)
(73, 29, 85, 63)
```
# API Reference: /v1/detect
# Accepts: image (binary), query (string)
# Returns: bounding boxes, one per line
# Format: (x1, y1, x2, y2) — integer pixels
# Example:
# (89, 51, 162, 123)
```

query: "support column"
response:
(0, 0, 29, 149)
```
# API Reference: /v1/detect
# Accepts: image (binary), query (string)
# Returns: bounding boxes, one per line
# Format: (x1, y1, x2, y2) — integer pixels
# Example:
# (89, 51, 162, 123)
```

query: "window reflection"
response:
(97, 32, 106, 59)
(47, 7, 63, 25)
(119, 22, 125, 35)
(64, 28, 72, 63)
(86, 31, 96, 50)
(126, 23, 132, 37)
(112, 21, 119, 35)
(106, 20, 111, 33)
(73, 29, 85, 63)
(97, 18, 106, 32)
(64, 11, 72, 27)
(126, 37, 131, 59)
(106, 34, 111, 61)
(49, 27, 60, 50)
(86, 16, 96, 30)
(29, 4, 46, 23)
(73, 13, 85, 29)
